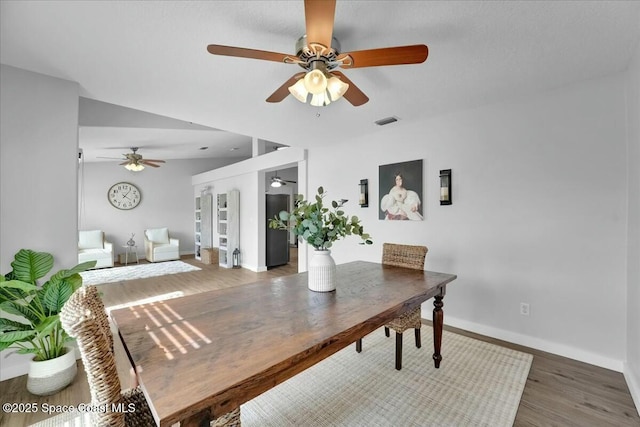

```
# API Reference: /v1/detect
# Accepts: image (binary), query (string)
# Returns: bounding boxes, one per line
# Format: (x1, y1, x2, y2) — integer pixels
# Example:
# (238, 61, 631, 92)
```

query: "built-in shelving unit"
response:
(217, 190, 239, 268)
(195, 196, 201, 260)
(195, 193, 212, 261)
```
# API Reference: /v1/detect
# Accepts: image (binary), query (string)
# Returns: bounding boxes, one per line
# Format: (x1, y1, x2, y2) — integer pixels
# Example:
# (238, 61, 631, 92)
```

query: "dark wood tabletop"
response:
(110, 260, 457, 426)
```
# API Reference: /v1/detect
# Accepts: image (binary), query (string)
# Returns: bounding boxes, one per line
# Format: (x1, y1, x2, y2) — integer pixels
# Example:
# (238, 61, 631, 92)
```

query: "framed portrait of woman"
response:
(378, 159, 424, 220)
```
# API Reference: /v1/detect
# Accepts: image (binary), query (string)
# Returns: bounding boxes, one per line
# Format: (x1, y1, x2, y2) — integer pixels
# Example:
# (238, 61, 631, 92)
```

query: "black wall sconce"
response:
(440, 169, 452, 205)
(359, 179, 369, 207)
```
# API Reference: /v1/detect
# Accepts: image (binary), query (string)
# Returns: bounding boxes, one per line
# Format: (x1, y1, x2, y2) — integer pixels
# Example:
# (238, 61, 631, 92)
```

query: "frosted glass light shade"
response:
(288, 79, 308, 103)
(310, 92, 330, 107)
(303, 69, 327, 95)
(271, 180, 282, 188)
(326, 76, 349, 101)
(125, 163, 144, 172)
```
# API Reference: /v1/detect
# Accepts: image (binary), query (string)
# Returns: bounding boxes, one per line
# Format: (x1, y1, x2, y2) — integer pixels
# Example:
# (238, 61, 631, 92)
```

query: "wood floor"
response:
(1, 253, 638, 426)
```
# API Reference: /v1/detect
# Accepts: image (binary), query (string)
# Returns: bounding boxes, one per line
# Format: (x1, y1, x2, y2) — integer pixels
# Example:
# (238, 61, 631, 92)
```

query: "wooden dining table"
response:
(110, 260, 457, 426)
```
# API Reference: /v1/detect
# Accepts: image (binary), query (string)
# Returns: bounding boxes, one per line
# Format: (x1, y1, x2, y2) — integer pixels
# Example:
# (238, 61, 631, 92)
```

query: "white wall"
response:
(80, 158, 240, 260)
(307, 73, 629, 372)
(625, 38, 640, 411)
(0, 65, 79, 380)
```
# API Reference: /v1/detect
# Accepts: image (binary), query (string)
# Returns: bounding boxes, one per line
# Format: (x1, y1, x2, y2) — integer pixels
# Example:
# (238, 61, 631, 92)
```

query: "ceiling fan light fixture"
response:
(288, 78, 309, 103)
(271, 180, 283, 188)
(303, 69, 327, 95)
(326, 75, 349, 101)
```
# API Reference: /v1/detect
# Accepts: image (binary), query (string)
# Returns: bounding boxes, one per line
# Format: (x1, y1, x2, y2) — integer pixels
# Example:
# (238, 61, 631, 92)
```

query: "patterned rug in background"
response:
(80, 261, 201, 285)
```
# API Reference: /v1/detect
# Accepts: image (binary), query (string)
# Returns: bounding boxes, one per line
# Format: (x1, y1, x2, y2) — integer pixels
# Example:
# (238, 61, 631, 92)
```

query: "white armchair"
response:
(144, 228, 180, 262)
(78, 230, 114, 269)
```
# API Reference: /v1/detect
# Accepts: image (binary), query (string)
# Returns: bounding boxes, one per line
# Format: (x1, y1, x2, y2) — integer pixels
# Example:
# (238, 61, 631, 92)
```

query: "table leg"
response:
(181, 408, 211, 427)
(432, 293, 444, 368)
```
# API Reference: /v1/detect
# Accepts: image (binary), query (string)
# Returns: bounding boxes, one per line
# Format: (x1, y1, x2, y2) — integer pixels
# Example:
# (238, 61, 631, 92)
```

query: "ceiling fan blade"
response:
(119, 161, 130, 165)
(331, 71, 369, 106)
(140, 162, 161, 168)
(140, 159, 166, 163)
(207, 44, 298, 64)
(266, 72, 306, 103)
(337, 44, 428, 69)
(304, 0, 336, 53)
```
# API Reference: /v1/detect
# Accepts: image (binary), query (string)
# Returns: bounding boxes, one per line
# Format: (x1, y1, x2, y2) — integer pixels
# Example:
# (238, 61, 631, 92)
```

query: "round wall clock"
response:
(108, 182, 141, 210)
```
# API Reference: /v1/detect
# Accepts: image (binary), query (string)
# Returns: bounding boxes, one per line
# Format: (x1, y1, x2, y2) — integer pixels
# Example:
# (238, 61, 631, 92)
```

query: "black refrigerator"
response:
(266, 194, 290, 268)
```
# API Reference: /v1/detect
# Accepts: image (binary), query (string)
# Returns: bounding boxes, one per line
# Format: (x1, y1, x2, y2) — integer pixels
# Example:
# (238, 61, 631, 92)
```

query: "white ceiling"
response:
(1, 1, 639, 162)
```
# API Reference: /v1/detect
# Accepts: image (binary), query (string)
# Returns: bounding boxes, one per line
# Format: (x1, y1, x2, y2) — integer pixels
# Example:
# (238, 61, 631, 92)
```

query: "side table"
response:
(120, 245, 139, 265)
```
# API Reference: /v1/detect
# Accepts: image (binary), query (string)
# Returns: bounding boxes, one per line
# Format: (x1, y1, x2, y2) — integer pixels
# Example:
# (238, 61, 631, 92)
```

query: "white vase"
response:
(308, 249, 337, 292)
(26, 347, 77, 396)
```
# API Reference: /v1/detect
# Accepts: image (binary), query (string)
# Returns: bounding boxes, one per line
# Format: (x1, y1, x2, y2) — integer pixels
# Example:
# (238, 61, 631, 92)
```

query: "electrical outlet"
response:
(520, 303, 530, 316)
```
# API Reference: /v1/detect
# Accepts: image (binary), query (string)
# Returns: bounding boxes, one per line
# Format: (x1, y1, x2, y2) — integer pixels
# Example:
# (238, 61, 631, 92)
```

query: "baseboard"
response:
(240, 263, 266, 272)
(442, 315, 624, 372)
(0, 357, 29, 381)
(624, 362, 640, 417)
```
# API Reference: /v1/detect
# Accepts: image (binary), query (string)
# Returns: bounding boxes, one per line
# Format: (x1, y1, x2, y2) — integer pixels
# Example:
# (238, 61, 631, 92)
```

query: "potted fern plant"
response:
(269, 186, 372, 292)
(0, 249, 95, 395)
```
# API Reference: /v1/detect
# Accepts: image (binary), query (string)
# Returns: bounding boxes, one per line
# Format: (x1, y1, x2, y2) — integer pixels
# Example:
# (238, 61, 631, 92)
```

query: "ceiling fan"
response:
(206, 0, 428, 107)
(271, 172, 297, 187)
(100, 147, 166, 172)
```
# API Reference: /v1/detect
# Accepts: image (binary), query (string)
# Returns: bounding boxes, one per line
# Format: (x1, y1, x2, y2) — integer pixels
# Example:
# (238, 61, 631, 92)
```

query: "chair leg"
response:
(415, 328, 421, 348)
(356, 338, 362, 353)
(395, 332, 403, 370)
(384, 326, 390, 337)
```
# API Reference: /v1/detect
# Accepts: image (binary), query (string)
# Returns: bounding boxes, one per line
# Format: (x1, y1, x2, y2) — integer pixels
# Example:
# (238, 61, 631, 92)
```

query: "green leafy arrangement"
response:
(269, 186, 373, 250)
(0, 249, 96, 361)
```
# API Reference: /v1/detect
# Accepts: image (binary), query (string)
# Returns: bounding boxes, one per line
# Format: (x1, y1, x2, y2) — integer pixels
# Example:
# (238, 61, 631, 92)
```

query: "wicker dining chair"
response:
(356, 243, 428, 370)
(31, 286, 241, 427)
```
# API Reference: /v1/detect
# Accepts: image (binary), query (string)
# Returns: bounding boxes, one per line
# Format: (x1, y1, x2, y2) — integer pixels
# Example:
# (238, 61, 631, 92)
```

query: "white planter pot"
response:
(27, 347, 77, 396)
(308, 249, 337, 292)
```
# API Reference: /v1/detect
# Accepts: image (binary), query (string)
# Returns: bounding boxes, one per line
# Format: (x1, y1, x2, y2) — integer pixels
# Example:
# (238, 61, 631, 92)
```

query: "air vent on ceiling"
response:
(374, 116, 399, 126)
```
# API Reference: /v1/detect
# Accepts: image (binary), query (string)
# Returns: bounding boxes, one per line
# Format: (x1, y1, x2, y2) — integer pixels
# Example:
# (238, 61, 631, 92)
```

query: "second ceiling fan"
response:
(271, 172, 297, 187)
(207, 0, 429, 107)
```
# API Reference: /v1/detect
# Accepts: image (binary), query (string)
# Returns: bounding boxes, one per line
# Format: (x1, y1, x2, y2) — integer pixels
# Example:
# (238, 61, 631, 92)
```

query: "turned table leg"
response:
(432, 291, 445, 368)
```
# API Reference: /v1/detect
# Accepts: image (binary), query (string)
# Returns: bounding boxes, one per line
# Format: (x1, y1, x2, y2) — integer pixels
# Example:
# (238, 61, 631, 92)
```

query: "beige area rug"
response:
(30, 329, 532, 427)
(79, 260, 200, 285)
(241, 328, 533, 427)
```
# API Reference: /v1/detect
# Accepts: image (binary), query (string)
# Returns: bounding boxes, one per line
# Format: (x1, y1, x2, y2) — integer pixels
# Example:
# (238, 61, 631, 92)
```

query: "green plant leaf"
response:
(0, 318, 32, 332)
(278, 211, 290, 221)
(0, 301, 38, 323)
(43, 280, 73, 313)
(10, 250, 53, 284)
(0, 280, 38, 293)
(0, 330, 36, 343)
(35, 315, 58, 336)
